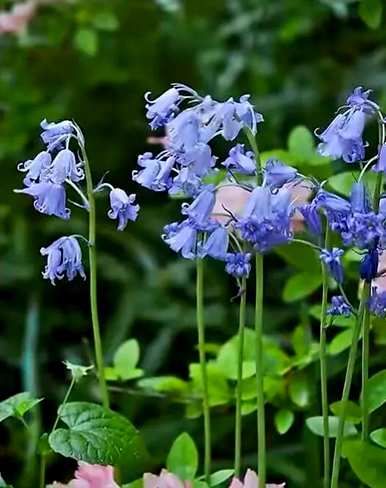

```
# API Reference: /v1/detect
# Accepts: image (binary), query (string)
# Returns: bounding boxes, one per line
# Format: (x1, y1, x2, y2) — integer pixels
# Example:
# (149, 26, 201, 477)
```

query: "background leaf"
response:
(166, 433, 198, 481)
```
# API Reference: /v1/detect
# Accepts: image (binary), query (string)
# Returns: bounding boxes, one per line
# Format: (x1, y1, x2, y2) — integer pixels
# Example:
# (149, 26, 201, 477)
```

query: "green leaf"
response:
(122, 479, 143, 488)
(367, 370, 386, 413)
(189, 362, 230, 407)
(330, 401, 361, 423)
(106, 339, 144, 381)
(137, 376, 188, 394)
(306, 416, 358, 437)
(343, 439, 386, 487)
(276, 242, 320, 272)
(328, 171, 378, 197)
(289, 374, 310, 407)
(166, 433, 198, 481)
(48, 402, 143, 466)
(92, 11, 119, 31)
(328, 329, 354, 355)
(288, 125, 315, 161)
(274, 409, 295, 435)
(283, 272, 322, 302)
(0, 474, 12, 487)
(208, 469, 234, 486)
(358, 0, 383, 29)
(0, 392, 42, 422)
(370, 428, 386, 448)
(74, 28, 98, 56)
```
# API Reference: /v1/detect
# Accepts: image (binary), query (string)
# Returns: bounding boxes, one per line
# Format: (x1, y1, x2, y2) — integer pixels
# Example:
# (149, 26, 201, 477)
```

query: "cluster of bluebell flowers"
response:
(133, 83, 309, 281)
(15, 120, 139, 284)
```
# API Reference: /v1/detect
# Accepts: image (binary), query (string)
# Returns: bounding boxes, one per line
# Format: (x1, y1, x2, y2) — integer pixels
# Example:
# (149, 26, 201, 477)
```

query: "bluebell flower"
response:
(314, 189, 351, 214)
(181, 186, 216, 227)
(168, 111, 202, 151)
(108, 188, 139, 231)
(17, 151, 52, 186)
(316, 87, 377, 163)
(327, 295, 352, 317)
(350, 182, 371, 213)
(50, 149, 84, 184)
(132, 153, 162, 191)
(200, 226, 229, 259)
(169, 166, 203, 197)
(162, 220, 198, 259)
(222, 144, 256, 175)
(235, 186, 293, 253)
(40, 119, 74, 151)
(40, 236, 85, 285)
(360, 248, 379, 282)
(145, 87, 180, 129)
(340, 212, 381, 249)
(15, 182, 70, 219)
(264, 159, 299, 191)
(225, 252, 251, 278)
(320, 248, 344, 284)
(368, 288, 386, 317)
(299, 202, 322, 235)
(372, 143, 386, 173)
(179, 142, 216, 177)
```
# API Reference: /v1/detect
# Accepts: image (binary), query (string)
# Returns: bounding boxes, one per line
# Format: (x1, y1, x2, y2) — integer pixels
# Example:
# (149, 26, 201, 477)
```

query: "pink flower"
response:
(143, 470, 192, 488)
(51, 462, 119, 488)
(229, 469, 285, 488)
(375, 251, 386, 291)
(0, 1, 37, 34)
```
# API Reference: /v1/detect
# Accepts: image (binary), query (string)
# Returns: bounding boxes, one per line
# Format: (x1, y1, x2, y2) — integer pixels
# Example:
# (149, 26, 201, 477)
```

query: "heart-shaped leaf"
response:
(343, 439, 386, 487)
(49, 402, 144, 466)
(0, 392, 42, 422)
(166, 432, 198, 481)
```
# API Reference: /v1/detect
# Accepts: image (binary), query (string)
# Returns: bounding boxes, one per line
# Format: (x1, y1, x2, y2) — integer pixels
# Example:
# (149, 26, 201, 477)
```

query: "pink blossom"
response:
(229, 469, 285, 488)
(0, 1, 37, 34)
(375, 251, 386, 291)
(143, 470, 191, 488)
(51, 462, 119, 488)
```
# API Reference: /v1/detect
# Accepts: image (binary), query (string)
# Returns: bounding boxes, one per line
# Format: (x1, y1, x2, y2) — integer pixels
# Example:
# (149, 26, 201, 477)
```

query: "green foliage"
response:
(370, 428, 386, 448)
(358, 0, 383, 29)
(274, 409, 295, 435)
(0, 392, 42, 423)
(306, 416, 357, 437)
(283, 272, 322, 302)
(105, 339, 144, 381)
(343, 439, 386, 488)
(166, 433, 198, 481)
(367, 370, 386, 413)
(208, 470, 234, 486)
(329, 400, 361, 423)
(48, 402, 144, 466)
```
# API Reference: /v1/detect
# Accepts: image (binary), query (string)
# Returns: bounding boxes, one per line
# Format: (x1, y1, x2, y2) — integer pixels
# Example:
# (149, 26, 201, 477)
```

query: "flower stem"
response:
(320, 226, 330, 488)
(51, 377, 76, 432)
(82, 146, 109, 409)
(39, 455, 46, 488)
(361, 307, 370, 441)
(235, 277, 247, 477)
(196, 258, 211, 481)
(330, 285, 369, 488)
(255, 254, 265, 487)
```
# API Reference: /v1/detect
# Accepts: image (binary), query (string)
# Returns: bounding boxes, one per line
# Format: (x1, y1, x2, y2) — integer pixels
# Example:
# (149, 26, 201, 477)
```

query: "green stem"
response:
(235, 277, 247, 477)
(330, 284, 370, 488)
(82, 147, 110, 408)
(255, 254, 265, 487)
(39, 455, 46, 488)
(51, 377, 76, 433)
(320, 227, 330, 488)
(196, 258, 211, 480)
(361, 307, 370, 441)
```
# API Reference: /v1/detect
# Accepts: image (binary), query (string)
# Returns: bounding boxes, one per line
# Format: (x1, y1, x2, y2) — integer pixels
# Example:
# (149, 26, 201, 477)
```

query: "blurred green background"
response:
(1, 0, 386, 486)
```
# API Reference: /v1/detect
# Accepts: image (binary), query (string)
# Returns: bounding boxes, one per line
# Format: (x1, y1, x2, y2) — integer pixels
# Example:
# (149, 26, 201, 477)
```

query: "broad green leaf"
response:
(283, 272, 322, 302)
(330, 400, 361, 423)
(0, 392, 42, 422)
(48, 402, 143, 466)
(306, 416, 357, 437)
(358, 0, 383, 29)
(92, 11, 119, 31)
(328, 329, 354, 355)
(114, 339, 143, 381)
(289, 374, 310, 407)
(328, 171, 377, 197)
(208, 470, 234, 486)
(370, 428, 386, 448)
(74, 28, 98, 56)
(122, 479, 143, 488)
(367, 370, 386, 413)
(137, 376, 188, 394)
(166, 433, 198, 481)
(216, 328, 255, 380)
(343, 439, 386, 487)
(274, 409, 294, 435)
(189, 362, 230, 407)
(276, 242, 320, 272)
(288, 126, 315, 160)
(241, 401, 256, 416)
(292, 324, 312, 357)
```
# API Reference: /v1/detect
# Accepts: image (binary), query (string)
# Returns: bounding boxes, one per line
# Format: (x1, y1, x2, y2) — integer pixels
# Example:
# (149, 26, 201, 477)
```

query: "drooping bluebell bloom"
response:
(327, 295, 352, 317)
(264, 159, 299, 191)
(200, 226, 229, 259)
(181, 186, 216, 227)
(15, 182, 70, 219)
(316, 87, 378, 163)
(40, 236, 85, 285)
(299, 202, 323, 235)
(168, 110, 203, 151)
(108, 188, 139, 231)
(350, 182, 371, 213)
(40, 119, 74, 151)
(132, 153, 162, 191)
(162, 220, 199, 260)
(222, 144, 256, 175)
(368, 288, 386, 317)
(145, 87, 180, 129)
(50, 149, 84, 184)
(340, 212, 381, 249)
(314, 189, 351, 214)
(235, 186, 294, 253)
(360, 248, 379, 282)
(373, 143, 386, 173)
(169, 166, 203, 197)
(17, 151, 52, 186)
(225, 252, 251, 278)
(179, 142, 216, 177)
(320, 248, 344, 284)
